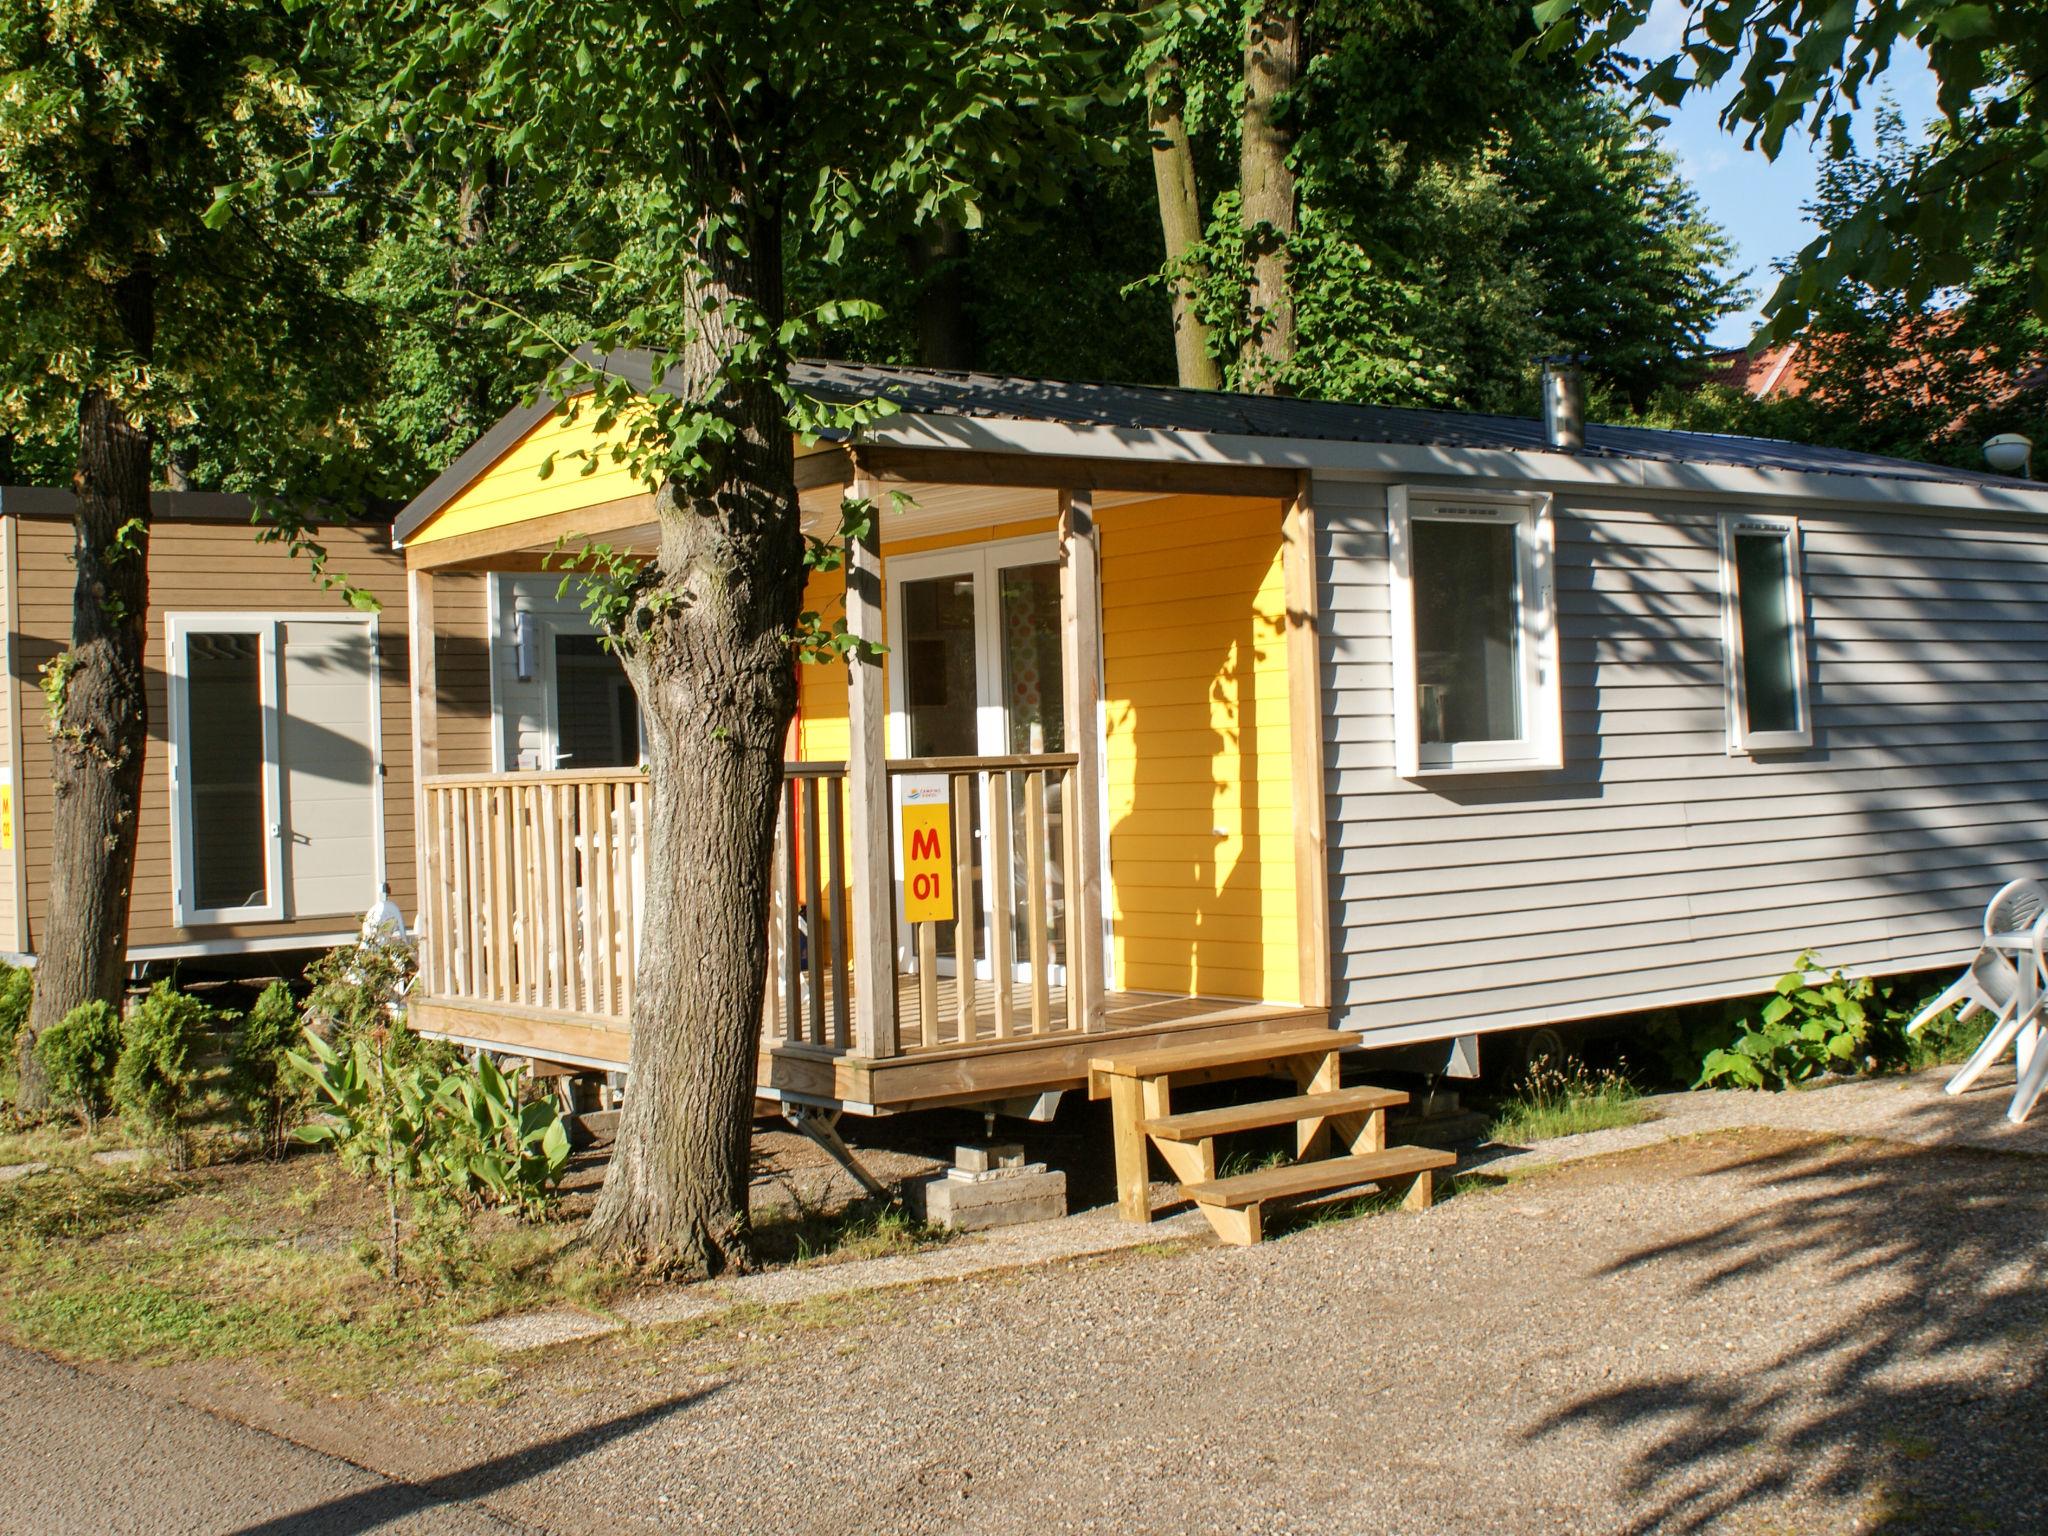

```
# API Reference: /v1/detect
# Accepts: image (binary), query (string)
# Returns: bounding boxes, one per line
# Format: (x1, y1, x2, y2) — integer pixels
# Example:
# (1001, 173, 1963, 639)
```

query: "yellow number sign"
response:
(0, 783, 12, 851)
(899, 777, 954, 924)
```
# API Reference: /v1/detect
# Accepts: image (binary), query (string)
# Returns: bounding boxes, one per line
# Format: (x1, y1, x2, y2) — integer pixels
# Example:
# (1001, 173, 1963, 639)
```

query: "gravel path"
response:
(29, 1067, 2048, 1534)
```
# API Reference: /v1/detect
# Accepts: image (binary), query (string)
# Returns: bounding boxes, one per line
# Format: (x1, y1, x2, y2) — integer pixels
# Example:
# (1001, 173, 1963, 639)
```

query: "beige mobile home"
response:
(0, 488, 414, 967)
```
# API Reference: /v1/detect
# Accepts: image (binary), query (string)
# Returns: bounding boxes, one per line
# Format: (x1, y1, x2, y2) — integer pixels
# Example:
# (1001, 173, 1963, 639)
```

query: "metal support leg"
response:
(781, 1104, 894, 1202)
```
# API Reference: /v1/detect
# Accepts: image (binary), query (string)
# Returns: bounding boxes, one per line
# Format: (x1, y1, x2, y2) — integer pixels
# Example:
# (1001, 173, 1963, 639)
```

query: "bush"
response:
(111, 982, 218, 1165)
(301, 940, 446, 1070)
(0, 963, 31, 1073)
(231, 980, 309, 1160)
(36, 1001, 123, 1131)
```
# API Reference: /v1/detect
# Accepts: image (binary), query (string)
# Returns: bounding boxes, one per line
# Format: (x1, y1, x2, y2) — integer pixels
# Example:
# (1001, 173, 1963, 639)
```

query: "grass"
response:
(1487, 1056, 1651, 1145)
(751, 1191, 950, 1267)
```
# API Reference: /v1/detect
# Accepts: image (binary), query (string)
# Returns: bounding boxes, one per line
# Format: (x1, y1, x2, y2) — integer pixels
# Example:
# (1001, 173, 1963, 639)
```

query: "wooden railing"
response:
(421, 769, 646, 1021)
(421, 751, 1095, 1058)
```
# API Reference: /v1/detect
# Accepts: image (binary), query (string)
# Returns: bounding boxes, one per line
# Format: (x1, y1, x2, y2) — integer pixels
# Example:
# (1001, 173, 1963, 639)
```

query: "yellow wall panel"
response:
(410, 402, 646, 546)
(1100, 494, 1296, 1004)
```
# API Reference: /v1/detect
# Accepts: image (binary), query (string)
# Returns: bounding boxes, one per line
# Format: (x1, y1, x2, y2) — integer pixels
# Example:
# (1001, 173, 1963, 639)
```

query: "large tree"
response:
(0, 0, 376, 1103)
(306, 0, 1114, 1275)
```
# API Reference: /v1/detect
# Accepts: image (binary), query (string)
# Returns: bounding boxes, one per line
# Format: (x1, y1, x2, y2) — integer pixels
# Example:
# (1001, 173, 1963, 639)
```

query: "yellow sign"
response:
(0, 783, 13, 851)
(899, 778, 954, 924)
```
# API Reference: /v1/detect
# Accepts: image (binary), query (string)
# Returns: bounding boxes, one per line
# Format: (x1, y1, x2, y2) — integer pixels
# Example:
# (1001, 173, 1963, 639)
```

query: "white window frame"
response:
(166, 611, 383, 927)
(1718, 512, 1814, 754)
(1388, 485, 1562, 778)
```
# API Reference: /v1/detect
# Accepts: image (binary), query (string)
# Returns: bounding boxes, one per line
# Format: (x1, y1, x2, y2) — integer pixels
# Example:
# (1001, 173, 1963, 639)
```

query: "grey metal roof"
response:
(393, 350, 2036, 543)
(789, 359, 2031, 491)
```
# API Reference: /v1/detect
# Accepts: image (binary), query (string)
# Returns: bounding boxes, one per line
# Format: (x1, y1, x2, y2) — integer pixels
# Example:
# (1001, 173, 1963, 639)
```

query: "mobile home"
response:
(0, 488, 414, 967)
(390, 359, 2048, 1119)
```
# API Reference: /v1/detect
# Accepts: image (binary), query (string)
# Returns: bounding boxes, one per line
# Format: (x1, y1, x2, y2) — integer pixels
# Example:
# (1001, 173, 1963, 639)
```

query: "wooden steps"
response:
(1089, 1027, 1454, 1246)
(1144, 1084, 1407, 1143)
(1184, 1147, 1455, 1246)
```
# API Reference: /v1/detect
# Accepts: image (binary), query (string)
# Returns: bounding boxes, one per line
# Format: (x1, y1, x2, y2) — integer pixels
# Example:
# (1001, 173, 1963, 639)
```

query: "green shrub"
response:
(301, 940, 449, 1071)
(1699, 950, 1893, 1089)
(231, 980, 308, 1160)
(0, 963, 32, 1071)
(36, 1001, 123, 1131)
(111, 982, 218, 1164)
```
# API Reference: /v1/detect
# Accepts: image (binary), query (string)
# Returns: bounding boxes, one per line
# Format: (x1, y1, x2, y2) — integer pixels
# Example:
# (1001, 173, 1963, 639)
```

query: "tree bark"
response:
(1240, 2, 1303, 395)
(17, 301, 154, 1106)
(1147, 63, 1222, 391)
(584, 199, 806, 1278)
(903, 218, 972, 371)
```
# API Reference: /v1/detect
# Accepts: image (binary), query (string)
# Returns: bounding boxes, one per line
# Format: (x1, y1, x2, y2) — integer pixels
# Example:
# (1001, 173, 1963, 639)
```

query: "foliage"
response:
(0, 0, 392, 570)
(1141, 2, 1744, 409)
(230, 980, 311, 1161)
(1699, 951, 1878, 1088)
(290, 1029, 571, 1223)
(110, 981, 219, 1165)
(0, 963, 31, 1080)
(1538, 0, 2048, 339)
(34, 1001, 123, 1131)
(1488, 1055, 1649, 1143)
(300, 939, 437, 1066)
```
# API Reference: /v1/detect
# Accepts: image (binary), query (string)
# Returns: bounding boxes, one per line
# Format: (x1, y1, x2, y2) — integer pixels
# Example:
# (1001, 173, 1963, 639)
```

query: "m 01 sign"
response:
(898, 775, 955, 925)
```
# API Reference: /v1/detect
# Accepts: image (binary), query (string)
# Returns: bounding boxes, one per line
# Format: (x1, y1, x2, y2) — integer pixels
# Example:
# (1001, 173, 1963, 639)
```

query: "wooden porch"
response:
(399, 442, 1335, 1115)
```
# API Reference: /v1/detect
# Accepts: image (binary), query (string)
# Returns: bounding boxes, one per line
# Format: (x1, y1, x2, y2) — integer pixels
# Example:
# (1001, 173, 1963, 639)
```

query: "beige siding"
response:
(1317, 475, 2048, 1043)
(432, 571, 494, 775)
(12, 516, 415, 956)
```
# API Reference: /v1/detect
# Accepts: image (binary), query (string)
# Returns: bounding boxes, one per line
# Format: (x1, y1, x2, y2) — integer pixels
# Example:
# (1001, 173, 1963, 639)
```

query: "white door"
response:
(886, 537, 1068, 981)
(279, 620, 383, 919)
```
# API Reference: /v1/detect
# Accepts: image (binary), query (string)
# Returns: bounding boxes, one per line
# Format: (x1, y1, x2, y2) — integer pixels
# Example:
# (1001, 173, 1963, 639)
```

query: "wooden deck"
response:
(411, 978, 1327, 1114)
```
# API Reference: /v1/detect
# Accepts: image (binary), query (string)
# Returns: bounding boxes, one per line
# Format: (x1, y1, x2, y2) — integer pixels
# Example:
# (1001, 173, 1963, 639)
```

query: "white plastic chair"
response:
(1942, 897, 2048, 1099)
(1906, 879, 2044, 1039)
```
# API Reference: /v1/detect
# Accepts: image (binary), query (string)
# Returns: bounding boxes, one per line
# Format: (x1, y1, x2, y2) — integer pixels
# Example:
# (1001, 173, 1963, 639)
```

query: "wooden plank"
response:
(779, 784, 801, 1041)
(1283, 475, 1331, 1010)
(556, 782, 579, 1012)
(1143, 1084, 1407, 1142)
(826, 774, 850, 1048)
(1184, 1146, 1455, 1210)
(617, 781, 638, 1020)
(1025, 770, 1050, 1034)
(853, 444, 1300, 500)
(407, 568, 439, 986)
(1060, 762, 1081, 1032)
(515, 784, 535, 1004)
(1109, 1073, 1154, 1223)
(403, 492, 657, 572)
(845, 472, 897, 1058)
(952, 773, 975, 1045)
(576, 782, 598, 1016)
(803, 776, 826, 1045)
(916, 921, 939, 1047)
(987, 770, 1016, 1039)
(1087, 1027, 1360, 1090)
(1058, 490, 1107, 1031)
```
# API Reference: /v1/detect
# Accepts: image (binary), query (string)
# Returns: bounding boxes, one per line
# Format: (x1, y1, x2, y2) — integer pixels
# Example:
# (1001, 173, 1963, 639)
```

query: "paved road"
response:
(0, 1343, 531, 1535)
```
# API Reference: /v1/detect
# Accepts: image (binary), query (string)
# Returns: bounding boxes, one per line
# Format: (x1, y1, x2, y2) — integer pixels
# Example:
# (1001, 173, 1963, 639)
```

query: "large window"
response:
(1389, 487, 1561, 777)
(167, 614, 383, 925)
(1719, 515, 1812, 752)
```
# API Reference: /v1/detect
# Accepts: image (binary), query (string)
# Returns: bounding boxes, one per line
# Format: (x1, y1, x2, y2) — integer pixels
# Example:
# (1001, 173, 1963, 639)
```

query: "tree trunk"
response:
(17, 373, 153, 1106)
(585, 207, 806, 1278)
(1147, 63, 1222, 391)
(1240, 2, 1303, 395)
(904, 218, 972, 371)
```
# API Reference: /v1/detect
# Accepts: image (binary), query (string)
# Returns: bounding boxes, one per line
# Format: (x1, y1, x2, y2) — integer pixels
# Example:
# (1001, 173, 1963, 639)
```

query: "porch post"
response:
(1282, 473, 1331, 1010)
(1059, 489, 1108, 1030)
(845, 472, 898, 1058)
(406, 564, 439, 992)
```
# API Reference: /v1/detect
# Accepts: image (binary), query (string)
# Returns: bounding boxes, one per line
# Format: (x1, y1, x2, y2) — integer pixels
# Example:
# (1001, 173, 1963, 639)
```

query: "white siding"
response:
(1316, 476, 2048, 1044)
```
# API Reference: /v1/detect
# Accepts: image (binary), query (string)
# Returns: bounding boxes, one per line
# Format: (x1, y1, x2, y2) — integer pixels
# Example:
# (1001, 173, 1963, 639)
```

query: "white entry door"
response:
(885, 537, 1068, 981)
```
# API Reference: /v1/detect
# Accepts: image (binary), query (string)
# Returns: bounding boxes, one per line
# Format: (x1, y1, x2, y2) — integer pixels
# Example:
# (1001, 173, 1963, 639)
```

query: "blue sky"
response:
(1640, 0, 1941, 348)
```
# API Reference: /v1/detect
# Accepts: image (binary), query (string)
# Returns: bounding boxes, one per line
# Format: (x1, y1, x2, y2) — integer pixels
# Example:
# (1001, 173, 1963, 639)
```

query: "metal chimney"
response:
(1540, 355, 1585, 453)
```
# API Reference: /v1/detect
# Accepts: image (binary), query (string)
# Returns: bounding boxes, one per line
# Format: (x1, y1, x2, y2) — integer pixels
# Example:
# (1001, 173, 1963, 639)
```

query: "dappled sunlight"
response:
(1525, 1137, 2048, 1534)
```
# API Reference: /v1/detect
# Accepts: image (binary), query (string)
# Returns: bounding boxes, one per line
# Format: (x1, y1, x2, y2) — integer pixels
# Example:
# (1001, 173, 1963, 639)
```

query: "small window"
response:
(1389, 487, 1561, 776)
(1719, 515, 1812, 752)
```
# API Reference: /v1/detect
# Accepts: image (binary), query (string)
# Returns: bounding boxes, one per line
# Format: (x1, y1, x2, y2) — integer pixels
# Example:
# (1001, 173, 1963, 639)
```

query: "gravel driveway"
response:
(19, 1070, 2048, 1535)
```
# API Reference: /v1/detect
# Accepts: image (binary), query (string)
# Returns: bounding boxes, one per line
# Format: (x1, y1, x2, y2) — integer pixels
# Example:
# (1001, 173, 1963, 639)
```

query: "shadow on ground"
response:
(1525, 1132, 2048, 1534)
(227, 1386, 722, 1535)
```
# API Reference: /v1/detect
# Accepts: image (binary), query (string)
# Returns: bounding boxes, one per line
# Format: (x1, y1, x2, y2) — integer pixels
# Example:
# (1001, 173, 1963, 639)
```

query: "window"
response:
(1389, 487, 1561, 777)
(1719, 515, 1812, 752)
(167, 614, 383, 925)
